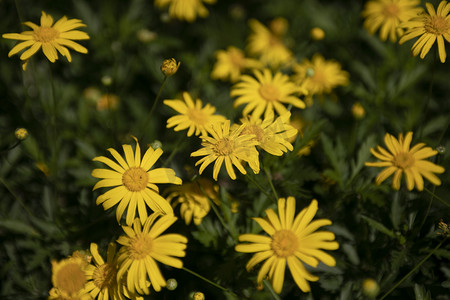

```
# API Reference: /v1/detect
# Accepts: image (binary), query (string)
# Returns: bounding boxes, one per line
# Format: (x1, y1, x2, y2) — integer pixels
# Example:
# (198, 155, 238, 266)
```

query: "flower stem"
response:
(140, 76, 168, 142)
(263, 280, 281, 300)
(0, 176, 34, 218)
(162, 134, 185, 167)
(424, 188, 449, 207)
(182, 266, 237, 297)
(245, 173, 272, 199)
(263, 166, 278, 202)
(379, 237, 448, 300)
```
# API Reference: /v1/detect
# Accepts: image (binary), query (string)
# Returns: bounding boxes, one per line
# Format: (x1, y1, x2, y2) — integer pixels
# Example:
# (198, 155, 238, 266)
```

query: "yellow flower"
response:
(365, 132, 445, 191)
(96, 94, 119, 111)
(49, 257, 90, 300)
(292, 54, 349, 105)
(231, 68, 307, 119)
(235, 111, 298, 156)
(116, 214, 188, 294)
(211, 46, 262, 82)
(399, 1, 450, 63)
(351, 102, 366, 119)
(247, 18, 293, 68)
(154, 0, 216, 22)
(166, 178, 219, 225)
(191, 120, 260, 181)
(362, 0, 422, 42)
(164, 92, 226, 137)
(310, 27, 325, 40)
(235, 197, 339, 293)
(2, 11, 89, 70)
(91, 137, 182, 226)
(160, 58, 180, 77)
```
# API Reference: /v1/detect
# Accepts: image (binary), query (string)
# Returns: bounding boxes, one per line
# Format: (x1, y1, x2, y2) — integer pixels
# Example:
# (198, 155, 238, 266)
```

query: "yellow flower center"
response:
(214, 138, 234, 156)
(271, 229, 298, 257)
(55, 261, 86, 294)
(382, 4, 400, 18)
(393, 152, 414, 169)
(259, 83, 280, 102)
(241, 124, 265, 143)
(34, 26, 59, 43)
(229, 50, 245, 69)
(188, 109, 207, 125)
(122, 167, 148, 192)
(425, 16, 449, 35)
(311, 69, 326, 85)
(129, 234, 153, 260)
(93, 263, 116, 290)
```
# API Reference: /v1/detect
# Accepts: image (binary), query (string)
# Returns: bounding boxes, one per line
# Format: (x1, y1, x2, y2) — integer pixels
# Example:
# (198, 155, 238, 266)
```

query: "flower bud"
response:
(166, 278, 177, 290)
(310, 27, 325, 40)
(362, 278, 380, 298)
(193, 292, 205, 300)
(15, 128, 29, 141)
(352, 102, 365, 119)
(161, 58, 180, 77)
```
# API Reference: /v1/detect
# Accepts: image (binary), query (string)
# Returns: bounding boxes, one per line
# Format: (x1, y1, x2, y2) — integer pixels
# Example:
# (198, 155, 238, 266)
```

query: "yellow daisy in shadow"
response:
(49, 256, 90, 300)
(211, 46, 262, 82)
(399, 1, 450, 63)
(292, 54, 349, 105)
(247, 18, 293, 68)
(235, 111, 298, 156)
(2, 11, 89, 70)
(231, 69, 307, 119)
(365, 132, 445, 191)
(154, 0, 216, 22)
(164, 92, 226, 137)
(92, 137, 182, 226)
(362, 0, 422, 42)
(191, 120, 260, 181)
(235, 197, 339, 294)
(116, 214, 188, 294)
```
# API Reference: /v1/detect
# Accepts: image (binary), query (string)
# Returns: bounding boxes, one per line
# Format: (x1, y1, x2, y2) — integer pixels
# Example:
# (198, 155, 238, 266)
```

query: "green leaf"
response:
(0, 219, 41, 237)
(342, 243, 360, 265)
(414, 284, 431, 300)
(360, 215, 395, 238)
(348, 134, 376, 185)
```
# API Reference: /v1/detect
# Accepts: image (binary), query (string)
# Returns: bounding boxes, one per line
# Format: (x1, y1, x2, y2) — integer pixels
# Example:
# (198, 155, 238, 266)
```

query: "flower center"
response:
(55, 261, 86, 294)
(241, 124, 264, 143)
(229, 50, 245, 69)
(122, 167, 148, 192)
(93, 263, 117, 290)
(312, 69, 326, 85)
(259, 84, 280, 102)
(393, 152, 414, 169)
(214, 138, 234, 156)
(129, 234, 153, 260)
(425, 16, 449, 35)
(271, 230, 298, 257)
(382, 4, 400, 18)
(188, 109, 207, 125)
(34, 26, 59, 43)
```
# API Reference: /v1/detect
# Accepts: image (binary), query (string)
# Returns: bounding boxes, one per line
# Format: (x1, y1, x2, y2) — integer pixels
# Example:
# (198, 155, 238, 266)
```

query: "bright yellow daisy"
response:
(235, 197, 339, 294)
(2, 11, 89, 70)
(164, 92, 226, 137)
(211, 46, 262, 82)
(116, 214, 188, 294)
(292, 54, 349, 105)
(231, 68, 307, 119)
(154, 0, 216, 22)
(234, 111, 298, 156)
(191, 120, 260, 180)
(365, 132, 445, 191)
(165, 178, 219, 225)
(247, 18, 293, 68)
(399, 1, 450, 63)
(362, 0, 422, 42)
(91, 137, 182, 226)
(49, 256, 91, 300)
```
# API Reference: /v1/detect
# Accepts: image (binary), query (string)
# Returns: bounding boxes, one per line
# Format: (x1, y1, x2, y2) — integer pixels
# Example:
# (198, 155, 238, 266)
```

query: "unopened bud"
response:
(436, 145, 445, 154)
(151, 140, 162, 149)
(362, 278, 380, 298)
(193, 292, 205, 300)
(166, 278, 177, 290)
(15, 128, 29, 141)
(310, 27, 325, 40)
(352, 102, 365, 119)
(161, 58, 180, 77)
(305, 68, 315, 78)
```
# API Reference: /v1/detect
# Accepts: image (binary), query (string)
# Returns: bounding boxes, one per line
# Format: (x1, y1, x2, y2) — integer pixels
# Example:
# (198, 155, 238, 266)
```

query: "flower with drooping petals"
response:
(211, 46, 262, 82)
(154, 0, 216, 22)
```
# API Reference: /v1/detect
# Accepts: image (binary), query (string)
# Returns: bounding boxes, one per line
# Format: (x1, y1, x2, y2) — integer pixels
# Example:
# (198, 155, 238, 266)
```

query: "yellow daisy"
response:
(235, 197, 339, 294)
(154, 0, 216, 22)
(211, 46, 262, 82)
(365, 132, 445, 191)
(231, 68, 307, 119)
(49, 257, 90, 300)
(235, 111, 298, 156)
(91, 137, 182, 226)
(292, 54, 349, 105)
(116, 214, 188, 294)
(2, 11, 89, 70)
(399, 1, 450, 63)
(165, 177, 219, 225)
(164, 92, 226, 137)
(247, 18, 293, 68)
(362, 0, 422, 42)
(191, 120, 260, 180)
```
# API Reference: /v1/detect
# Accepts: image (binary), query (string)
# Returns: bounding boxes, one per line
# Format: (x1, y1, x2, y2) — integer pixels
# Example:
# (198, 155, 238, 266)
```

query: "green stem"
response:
(182, 267, 237, 296)
(245, 174, 272, 199)
(424, 188, 450, 207)
(0, 177, 34, 218)
(264, 166, 278, 202)
(140, 76, 168, 142)
(162, 134, 185, 167)
(379, 237, 448, 300)
(263, 280, 281, 300)
(417, 186, 435, 233)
